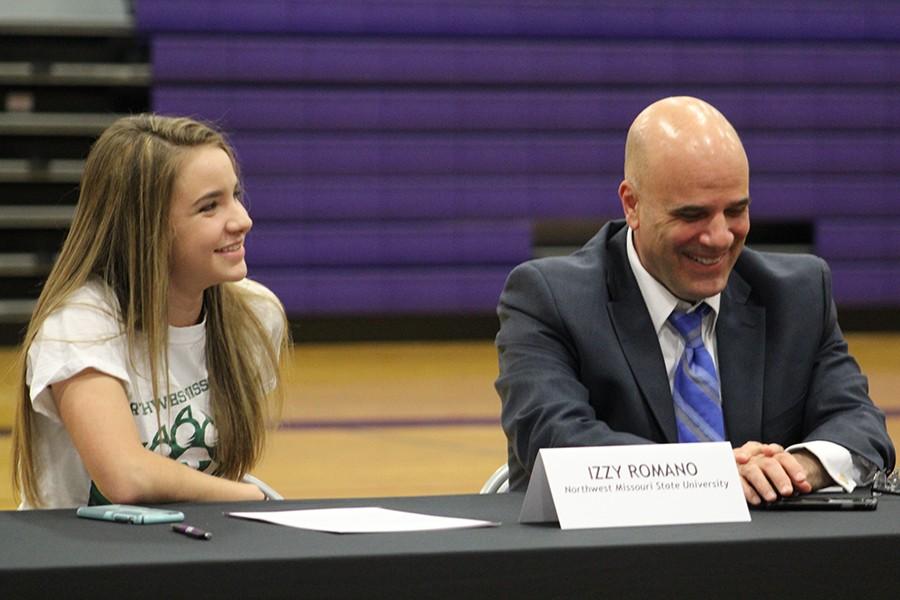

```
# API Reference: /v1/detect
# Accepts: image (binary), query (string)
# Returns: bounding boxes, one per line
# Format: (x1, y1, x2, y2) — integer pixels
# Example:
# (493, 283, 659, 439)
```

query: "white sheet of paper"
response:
(227, 507, 500, 533)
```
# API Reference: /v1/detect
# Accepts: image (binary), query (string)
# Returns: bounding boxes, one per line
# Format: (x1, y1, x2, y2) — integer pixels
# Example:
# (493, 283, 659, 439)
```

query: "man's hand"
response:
(732, 442, 833, 505)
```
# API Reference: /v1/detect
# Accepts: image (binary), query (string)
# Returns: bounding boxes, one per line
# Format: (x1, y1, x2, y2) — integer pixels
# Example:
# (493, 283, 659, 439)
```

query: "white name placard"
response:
(519, 442, 750, 529)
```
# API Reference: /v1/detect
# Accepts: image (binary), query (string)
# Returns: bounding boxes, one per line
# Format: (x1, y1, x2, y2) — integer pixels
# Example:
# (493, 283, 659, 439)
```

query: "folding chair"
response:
(242, 474, 284, 500)
(479, 463, 509, 494)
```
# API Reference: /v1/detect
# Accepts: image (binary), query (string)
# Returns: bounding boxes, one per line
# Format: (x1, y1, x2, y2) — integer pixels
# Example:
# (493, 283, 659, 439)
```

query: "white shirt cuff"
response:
(787, 440, 875, 492)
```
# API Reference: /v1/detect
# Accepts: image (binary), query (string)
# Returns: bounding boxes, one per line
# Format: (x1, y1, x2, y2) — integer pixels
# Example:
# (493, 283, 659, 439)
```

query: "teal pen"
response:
(171, 523, 212, 540)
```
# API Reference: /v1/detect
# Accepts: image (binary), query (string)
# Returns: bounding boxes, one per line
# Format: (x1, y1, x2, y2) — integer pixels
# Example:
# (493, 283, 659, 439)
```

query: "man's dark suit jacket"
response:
(496, 220, 895, 492)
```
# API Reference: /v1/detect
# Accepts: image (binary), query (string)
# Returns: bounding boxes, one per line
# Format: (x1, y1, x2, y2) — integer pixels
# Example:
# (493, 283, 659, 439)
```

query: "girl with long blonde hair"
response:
(12, 114, 288, 508)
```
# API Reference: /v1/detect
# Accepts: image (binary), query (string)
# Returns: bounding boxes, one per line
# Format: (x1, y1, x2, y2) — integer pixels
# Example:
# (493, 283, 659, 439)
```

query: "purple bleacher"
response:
(154, 87, 900, 132)
(227, 133, 900, 177)
(749, 179, 900, 220)
(154, 88, 646, 132)
(137, 1, 900, 41)
(151, 37, 900, 85)
(816, 220, 900, 260)
(241, 175, 617, 221)
(830, 263, 900, 307)
(141, 3, 900, 314)
(237, 175, 900, 222)
(231, 135, 614, 177)
(249, 267, 510, 314)
(245, 222, 531, 267)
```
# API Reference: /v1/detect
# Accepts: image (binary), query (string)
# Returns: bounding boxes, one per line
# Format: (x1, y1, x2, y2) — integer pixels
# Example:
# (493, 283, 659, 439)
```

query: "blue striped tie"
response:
(669, 304, 725, 442)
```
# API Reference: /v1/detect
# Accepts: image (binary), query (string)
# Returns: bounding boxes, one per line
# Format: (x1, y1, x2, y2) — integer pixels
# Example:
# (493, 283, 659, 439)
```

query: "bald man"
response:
(495, 97, 894, 503)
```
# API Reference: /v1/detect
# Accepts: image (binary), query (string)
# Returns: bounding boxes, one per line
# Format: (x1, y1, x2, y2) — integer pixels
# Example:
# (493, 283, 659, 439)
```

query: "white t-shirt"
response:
(23, 278, 285, 509)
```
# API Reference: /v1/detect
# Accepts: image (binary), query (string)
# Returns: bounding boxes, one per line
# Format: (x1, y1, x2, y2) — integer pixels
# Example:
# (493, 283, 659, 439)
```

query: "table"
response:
(2, 493, 898, 599)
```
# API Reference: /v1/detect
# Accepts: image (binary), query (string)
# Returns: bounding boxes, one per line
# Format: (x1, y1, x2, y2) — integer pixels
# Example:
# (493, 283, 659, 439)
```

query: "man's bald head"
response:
(618, 97, 751, 302)
(624, 96, 748, 192)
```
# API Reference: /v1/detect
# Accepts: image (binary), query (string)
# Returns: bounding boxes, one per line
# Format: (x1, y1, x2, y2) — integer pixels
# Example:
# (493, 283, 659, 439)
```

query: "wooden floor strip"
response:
(0, 336, 897, 509)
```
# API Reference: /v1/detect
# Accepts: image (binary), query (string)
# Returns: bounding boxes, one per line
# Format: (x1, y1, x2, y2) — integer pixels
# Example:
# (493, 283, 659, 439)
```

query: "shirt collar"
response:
(625, 226, 720, 334)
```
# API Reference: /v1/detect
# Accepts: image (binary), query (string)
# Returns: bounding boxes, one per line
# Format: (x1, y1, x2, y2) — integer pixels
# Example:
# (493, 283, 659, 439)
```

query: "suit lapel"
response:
(606, 228, 678, 442)
(716, 272, 766, 444)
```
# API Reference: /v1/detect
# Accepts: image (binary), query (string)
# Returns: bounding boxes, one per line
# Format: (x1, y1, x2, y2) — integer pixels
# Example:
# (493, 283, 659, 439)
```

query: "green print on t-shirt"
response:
(90, 405, 216, 506)
(130, 378, 210, 416)
(146, 405, 217, 472)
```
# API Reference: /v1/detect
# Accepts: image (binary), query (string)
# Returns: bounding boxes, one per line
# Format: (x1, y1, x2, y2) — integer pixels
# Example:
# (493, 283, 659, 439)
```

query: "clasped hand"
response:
(733, 442, 831, 505)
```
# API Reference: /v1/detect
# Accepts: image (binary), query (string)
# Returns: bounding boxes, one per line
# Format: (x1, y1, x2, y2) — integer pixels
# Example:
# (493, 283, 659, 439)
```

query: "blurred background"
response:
(0, 0, 898, 508)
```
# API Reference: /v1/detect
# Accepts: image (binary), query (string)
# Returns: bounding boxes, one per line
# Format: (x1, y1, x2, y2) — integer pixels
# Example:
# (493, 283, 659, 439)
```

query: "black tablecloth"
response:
(2, 493, 898, 599)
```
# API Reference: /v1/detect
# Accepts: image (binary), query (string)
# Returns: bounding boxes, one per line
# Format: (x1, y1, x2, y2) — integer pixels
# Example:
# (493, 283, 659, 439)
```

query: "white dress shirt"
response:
(625, 227, 869, 490)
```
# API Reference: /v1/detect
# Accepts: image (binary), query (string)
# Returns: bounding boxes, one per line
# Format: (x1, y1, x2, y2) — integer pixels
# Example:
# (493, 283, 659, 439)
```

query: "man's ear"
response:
(618, 180, 639, 229)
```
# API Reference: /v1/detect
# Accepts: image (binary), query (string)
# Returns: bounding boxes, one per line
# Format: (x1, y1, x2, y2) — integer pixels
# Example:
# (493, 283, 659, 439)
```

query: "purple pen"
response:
(171, 523, 212, 540)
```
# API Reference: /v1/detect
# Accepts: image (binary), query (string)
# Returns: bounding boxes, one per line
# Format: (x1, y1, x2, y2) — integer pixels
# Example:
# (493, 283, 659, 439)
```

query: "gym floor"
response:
(0, 336, 897, 508)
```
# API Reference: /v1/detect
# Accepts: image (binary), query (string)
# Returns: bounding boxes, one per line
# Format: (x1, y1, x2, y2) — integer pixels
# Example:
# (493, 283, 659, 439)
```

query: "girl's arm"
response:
(52, 368, 265, 504)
